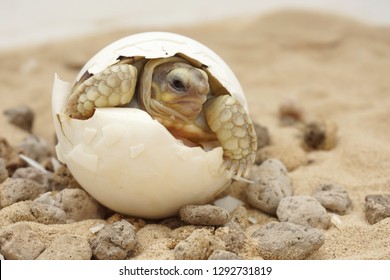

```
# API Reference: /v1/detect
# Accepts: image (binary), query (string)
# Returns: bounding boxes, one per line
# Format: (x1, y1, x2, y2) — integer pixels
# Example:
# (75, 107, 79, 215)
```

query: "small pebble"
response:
(278, 99, 304, 125)
(0, 137, 26, 172)
(19, 135, 52, 162)
(37, 235, 92, 260)
(51, 164, 81, 190)
(0, 223, 45, 260)
(0, 158, 8, 183)
(0, 178, 49, 208)
(3, 105, 35, 132)
(179, 204, 230, 226)
(135, 224, 171, 253)
(303, 119, 337, 150)
(12, 167, 54, 190)
(226, 206, 250, 230)
(251, 221, 325, 260)
(0, 201, 66, 227)
(313, 184, 352, 214)
(256, 144, 308, 171)
(247, 159, 293, 215)
(29, 201, 67, 225)
(253, 122, 270, 149)
(174, 228, 225, 260)
(208, 249, 241, 260)
(215, 226, 246, 255)
(53, 188, 106, 222)
(365, 194, 390, 224)
(277, 195, 330, 229)
(90, 220, 137, 260)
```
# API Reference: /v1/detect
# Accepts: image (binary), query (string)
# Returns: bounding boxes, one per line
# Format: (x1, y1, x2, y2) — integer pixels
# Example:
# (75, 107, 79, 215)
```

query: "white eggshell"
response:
(52, 32, 247, 219)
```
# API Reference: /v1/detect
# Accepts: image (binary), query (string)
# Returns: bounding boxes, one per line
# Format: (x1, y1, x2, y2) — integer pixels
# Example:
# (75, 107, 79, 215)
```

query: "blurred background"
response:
(0, 0, 389, 144)
(1, 0, 390, 50)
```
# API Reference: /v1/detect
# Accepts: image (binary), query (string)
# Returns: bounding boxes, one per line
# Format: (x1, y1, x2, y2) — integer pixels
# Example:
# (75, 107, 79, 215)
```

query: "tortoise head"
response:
(150, 61, 210, 122)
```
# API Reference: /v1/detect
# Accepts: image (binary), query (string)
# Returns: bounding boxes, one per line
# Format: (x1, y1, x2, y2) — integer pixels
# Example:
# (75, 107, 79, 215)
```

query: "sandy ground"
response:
(0, 10, 389, 259)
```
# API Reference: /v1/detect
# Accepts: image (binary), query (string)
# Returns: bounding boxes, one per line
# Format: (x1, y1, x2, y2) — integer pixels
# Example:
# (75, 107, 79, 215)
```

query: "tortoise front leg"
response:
(66, 64, 137, 119)
(204, 95, 257, 179)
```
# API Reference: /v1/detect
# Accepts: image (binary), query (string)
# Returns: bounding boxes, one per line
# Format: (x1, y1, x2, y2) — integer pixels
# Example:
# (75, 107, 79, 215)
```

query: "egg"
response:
(52, 32, 250, 219)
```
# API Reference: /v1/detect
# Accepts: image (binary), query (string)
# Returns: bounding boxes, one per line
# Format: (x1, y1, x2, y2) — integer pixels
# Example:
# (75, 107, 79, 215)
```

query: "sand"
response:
(0, 10, 389, 259)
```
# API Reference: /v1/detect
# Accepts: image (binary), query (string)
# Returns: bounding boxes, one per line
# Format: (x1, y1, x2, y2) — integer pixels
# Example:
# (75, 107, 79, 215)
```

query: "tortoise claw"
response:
(222, 155, 255, 182)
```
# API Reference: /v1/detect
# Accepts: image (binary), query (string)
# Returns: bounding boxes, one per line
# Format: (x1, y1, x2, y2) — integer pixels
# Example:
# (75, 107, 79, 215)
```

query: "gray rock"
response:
(365, 194, 390, 224)
(12, 167, 54, 190)
(174, 228, 225, 260)
(0, 223, 45, 259)
(3, 105, 35, 132)
(253, 122, 270, 150)
(53, 188, 106, 222)
(215, 226, 246, 255)
(247, 159, 293, 215)
(276, 195, 330, 229)
(90, 220, 136, 260)
(0, 178, 48, 208)
(37, 235, 92, 260)
(208, 250, 241, 260)
(226, 206, 250, 230)
(0, 158, 8, 183)
(251, 222, 325, 260)
(19, 135, 52, 162)
(313, 184, 352, 214)
(30, 202, 67, 224)
(179, 204, 230, 226)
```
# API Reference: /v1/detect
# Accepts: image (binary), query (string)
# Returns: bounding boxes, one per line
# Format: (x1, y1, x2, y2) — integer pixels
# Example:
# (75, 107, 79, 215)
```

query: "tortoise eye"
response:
(169, 78, 186, 93)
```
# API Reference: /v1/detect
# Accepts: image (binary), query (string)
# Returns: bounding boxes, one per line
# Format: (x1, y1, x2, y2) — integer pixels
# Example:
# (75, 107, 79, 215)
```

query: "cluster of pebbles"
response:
(0, 105, 389, 260)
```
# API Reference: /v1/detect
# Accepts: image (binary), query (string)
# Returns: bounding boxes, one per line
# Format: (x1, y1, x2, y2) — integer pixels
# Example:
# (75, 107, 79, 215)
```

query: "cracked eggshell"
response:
(52, 32, 246, 219)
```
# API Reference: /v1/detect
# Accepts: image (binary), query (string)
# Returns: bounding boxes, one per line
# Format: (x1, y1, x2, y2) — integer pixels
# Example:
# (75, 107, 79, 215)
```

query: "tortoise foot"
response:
(66, 64, 137, 119)
(204, 95, 257, 179)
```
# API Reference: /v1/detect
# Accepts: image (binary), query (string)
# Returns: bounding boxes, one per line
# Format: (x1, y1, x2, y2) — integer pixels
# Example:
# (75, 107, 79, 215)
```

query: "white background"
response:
(1, 0, 390, 50)
(1, 260, 389, 279)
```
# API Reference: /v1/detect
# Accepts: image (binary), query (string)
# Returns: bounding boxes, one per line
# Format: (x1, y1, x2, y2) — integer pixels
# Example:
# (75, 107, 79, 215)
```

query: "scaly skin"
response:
(66, 58, 257, 179)
(204, 95, 257, 178)
(66, 64, 137, 119)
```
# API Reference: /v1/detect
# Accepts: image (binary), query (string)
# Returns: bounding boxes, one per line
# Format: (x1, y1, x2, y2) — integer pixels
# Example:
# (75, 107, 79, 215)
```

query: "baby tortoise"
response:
(65, 56, 257, 179)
